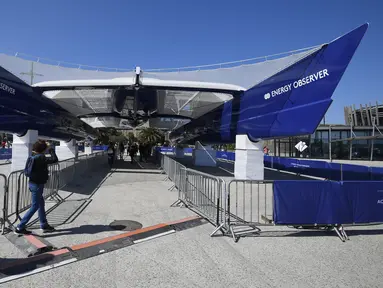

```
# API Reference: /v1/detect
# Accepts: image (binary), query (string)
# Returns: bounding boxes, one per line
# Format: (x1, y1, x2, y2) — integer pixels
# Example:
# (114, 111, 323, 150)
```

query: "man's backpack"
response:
(24, 155, 37, 177)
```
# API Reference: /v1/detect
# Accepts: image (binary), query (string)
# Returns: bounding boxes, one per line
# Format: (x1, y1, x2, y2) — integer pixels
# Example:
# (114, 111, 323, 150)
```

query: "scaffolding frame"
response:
(330, 118, 383, 161)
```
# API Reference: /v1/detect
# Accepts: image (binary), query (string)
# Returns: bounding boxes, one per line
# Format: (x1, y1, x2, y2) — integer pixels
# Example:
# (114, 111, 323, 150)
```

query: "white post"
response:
(55, 139, 78, 161)
(84, 141, 93, 155)
(234, 135, 264, 180)
(11, 130, 38, 172)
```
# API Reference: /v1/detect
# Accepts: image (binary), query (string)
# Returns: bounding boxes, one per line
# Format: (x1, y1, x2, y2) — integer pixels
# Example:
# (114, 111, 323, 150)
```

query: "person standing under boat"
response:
(119, 142, 125, 160)
(107, 142, 116, 167)
(129, 143, 138, 164)
(15, 140, 58, 235)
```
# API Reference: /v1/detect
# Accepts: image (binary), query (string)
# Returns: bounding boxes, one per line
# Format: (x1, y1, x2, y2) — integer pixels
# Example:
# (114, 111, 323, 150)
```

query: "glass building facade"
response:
(268, 125, 383, 161)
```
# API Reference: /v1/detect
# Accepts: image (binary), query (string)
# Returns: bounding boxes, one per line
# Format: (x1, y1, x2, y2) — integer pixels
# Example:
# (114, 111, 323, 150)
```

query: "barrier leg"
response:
(333, 225, 348, 242)
(210, 223, 225, 237)
(339, 225, 349, 241)
(230, 226, 238, 242)
(170, 199, 184, 208)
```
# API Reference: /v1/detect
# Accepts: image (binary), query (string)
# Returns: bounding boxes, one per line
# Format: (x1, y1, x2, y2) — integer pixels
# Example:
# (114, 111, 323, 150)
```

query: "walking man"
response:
(15, 140, 58, 235)
(107, 142, 116, 167)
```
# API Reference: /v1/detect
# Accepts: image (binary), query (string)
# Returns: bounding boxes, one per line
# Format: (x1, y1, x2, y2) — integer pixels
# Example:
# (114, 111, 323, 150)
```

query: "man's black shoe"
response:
(42, 225, 56, 233)
(14, 227, 32, 235)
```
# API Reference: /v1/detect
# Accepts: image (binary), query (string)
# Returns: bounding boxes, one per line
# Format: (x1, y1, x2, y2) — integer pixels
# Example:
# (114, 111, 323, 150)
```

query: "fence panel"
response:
(184, 169, 223, 226)
(161, 154, 187, 191)
(57, 158, 76, 190)
(225, 180, 274, 241)
(340, 181, 383, 224)
(273, 180, 348, 225)
(5, 170, 22, 227)
(227, 180, 274, 226)
(370, 167, 383, 180)
(0, 174, 7, 233)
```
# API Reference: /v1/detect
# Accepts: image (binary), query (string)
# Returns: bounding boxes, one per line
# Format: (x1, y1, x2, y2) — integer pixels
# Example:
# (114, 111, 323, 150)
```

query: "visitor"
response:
(129, 143, 137, 164)
(119, 142, 125, 160)
(139, 143, 145, 162)
(107, 142, 116, 167)
(15, 140, 58, 235)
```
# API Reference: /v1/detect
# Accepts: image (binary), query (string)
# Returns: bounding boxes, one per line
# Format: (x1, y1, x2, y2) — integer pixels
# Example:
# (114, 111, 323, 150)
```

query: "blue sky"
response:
(0, 0, 381, 124)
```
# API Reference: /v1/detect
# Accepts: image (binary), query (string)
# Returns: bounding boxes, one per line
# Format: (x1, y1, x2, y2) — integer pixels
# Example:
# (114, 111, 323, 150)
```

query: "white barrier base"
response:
(234, 135, 264, 180)
(85, 146, 93, 155)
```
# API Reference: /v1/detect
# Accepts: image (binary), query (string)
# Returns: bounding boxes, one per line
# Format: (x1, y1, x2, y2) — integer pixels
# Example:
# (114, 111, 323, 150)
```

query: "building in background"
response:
(344, 102, 382, 127)
(267, 102, 383, 161)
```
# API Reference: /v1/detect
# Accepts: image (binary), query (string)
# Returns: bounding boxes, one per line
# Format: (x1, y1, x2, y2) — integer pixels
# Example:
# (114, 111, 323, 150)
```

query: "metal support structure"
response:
(177, 92, 200, 114)
(20, 62, 44, 85)
(360, 104, 366, 126)
(370, 116, 383, 161)
(375, 101, 380, 126)
(349, 122, 357, 160)
(365, 104, 371, 126)
(352, 104, 358, 126)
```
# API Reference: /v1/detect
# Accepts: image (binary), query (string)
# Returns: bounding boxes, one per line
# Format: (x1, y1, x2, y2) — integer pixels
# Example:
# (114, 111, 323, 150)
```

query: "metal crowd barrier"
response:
(163, 154, 374, 243)
(162, 155, 187, 192)
(183, 168, 225, 227)
(0, 151, 107, 234)
(0, 174, 7, 234)
(161, 154, 291, 242)
(161, 154, 227, 234)
(223, 180, 274, 242)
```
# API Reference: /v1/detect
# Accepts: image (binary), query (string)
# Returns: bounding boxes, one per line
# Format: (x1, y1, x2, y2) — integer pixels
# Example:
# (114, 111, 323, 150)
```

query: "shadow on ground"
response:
(25, 166, 112, 229)
(27, 157, 162, 229)
(0, 254, 56, 276)
(40, 224, 114, 238)
(60, 166, 112, 196)
(27, 199, 93, 229)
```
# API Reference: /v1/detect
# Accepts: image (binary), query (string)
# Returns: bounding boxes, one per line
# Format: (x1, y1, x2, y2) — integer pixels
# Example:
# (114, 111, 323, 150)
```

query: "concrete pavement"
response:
(1, 156, 382, 287)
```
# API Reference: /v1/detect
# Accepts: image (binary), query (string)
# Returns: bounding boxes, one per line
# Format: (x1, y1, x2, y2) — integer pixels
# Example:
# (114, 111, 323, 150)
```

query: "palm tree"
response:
(126, 132, 137, 145)
(138, 128, 164, 146)
(94, 128, 126, 145)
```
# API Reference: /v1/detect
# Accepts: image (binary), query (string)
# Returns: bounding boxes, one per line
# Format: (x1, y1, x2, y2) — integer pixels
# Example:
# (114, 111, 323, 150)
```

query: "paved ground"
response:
(26, 161, 196, 249)
(1, 156, 383, 287)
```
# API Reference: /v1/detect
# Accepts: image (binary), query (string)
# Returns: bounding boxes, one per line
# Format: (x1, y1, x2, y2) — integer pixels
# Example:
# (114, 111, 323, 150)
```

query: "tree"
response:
(126, 132, 137, 145)
(94, 128, 127, 145)
(225, 143, 235, 151)
(138, 128, 164, 146)
(213, 143, 235, 151)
